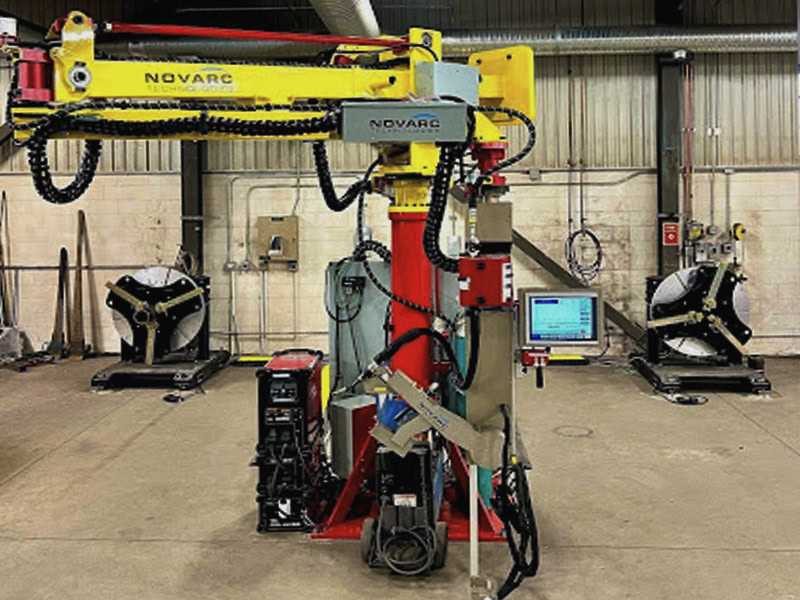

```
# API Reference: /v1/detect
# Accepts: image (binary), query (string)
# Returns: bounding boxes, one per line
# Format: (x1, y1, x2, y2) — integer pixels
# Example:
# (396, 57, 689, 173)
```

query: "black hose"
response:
(461, 309, 481, 390)
(423, 104, 536, 272)
(355, 183, 455, 331)
(383, 300, 392, 347)
(494, 405, 540, 599)
(373, 327, 463, 387)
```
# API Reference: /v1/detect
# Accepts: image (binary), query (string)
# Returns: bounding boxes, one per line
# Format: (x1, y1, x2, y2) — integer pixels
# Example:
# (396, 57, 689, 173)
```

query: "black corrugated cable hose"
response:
(494, 404, 540, 599)
(312, 141, 381, 212)
(466, 106, 538, 210)
(422, 104, 537, 272)
(422, 143, 461, 273)
(354, 181, 455, 332)
(352, 239, 391, 263)
(18, 99, 340, 204)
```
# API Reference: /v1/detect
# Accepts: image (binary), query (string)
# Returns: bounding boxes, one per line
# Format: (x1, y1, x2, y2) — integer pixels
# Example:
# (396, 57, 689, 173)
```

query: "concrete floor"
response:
(0, 357, 799, 600)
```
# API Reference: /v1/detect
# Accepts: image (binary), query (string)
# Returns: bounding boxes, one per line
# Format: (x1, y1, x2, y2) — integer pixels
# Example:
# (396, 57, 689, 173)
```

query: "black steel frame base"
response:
(91, 350, 230, 390)
(631, 355, 771, 394)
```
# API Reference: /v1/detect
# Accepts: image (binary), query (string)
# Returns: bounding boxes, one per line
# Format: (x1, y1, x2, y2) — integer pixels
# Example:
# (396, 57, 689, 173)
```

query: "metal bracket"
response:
(370, 367, 504, 470)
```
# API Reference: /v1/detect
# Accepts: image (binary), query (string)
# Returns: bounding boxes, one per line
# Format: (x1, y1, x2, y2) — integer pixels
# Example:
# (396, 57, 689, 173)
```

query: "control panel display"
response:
(519, 289, 603, 347)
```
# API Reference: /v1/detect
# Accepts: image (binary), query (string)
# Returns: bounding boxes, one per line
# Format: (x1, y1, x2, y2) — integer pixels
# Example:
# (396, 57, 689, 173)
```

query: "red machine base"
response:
(312, 438, 505, 542)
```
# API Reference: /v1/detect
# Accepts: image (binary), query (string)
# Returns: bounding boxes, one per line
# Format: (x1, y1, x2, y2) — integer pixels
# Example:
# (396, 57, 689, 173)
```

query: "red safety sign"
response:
(662, 222, 680, 246)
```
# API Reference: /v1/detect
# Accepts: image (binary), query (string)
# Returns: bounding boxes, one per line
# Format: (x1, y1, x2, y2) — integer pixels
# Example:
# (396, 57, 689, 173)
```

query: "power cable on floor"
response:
(162, 386, 206, 404)
(654, 390, 709, 406)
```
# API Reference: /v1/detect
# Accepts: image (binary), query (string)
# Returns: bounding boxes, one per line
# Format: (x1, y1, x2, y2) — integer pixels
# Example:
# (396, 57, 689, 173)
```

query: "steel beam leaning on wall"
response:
(511, 229, 648, 349)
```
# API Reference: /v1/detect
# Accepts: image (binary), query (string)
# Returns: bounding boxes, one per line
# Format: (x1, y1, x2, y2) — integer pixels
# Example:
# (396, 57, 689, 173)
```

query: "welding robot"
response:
(3, 12, 544, 598)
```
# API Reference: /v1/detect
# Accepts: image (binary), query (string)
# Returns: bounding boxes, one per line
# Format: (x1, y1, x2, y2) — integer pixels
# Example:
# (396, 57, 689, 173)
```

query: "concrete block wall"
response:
(690, 171, 800, 355)
(508, 170, 658, 355)
(202, 174, 394, 356)
(508, 170, 800, 356)
(0, 172, 181, 353)
(2, 166, 798, 358)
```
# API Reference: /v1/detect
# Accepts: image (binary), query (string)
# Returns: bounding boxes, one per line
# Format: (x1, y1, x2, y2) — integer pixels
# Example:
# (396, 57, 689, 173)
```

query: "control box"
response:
(255, 215, 299, 268)
(458, 255, 514, 307)
(414, 62, 479, 105)
(341, 101, 468, 143)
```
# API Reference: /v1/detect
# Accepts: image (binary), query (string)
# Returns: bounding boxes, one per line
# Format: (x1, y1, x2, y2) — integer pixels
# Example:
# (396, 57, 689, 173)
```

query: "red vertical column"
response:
(389, 209, 432, 388)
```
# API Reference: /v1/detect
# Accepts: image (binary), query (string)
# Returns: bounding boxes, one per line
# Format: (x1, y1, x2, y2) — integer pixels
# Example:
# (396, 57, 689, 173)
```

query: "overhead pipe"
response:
(441, 26, 796, 57)
(97, 25, 796, 61)
(98, 38, 321, 60)
(308, 0, 380, 38)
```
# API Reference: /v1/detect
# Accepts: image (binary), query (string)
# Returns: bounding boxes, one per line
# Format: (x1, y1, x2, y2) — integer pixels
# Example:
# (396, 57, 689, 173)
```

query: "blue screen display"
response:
(527, 296, 597, 343)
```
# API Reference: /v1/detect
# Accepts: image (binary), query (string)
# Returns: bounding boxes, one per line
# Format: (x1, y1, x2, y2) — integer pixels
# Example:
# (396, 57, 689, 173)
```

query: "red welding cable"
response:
(104, 21, 406, 49)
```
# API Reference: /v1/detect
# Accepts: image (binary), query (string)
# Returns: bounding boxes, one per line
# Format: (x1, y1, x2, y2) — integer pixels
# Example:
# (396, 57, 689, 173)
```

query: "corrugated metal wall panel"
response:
(203, 48, 796, 172)
(0, 0, 794, 174)
(0, 0, 134, 28)
(504, 55, 657, 169)
(0, 138, 178, 174)
(688, 0, 795, 25)
(0, 137, 178, 174)
(374, 0, 656, 33)
(693, 52, 797, 166)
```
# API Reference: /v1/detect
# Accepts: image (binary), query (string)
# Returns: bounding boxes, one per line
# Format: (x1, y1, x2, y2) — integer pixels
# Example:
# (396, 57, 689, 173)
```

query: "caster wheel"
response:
(433, 521, 448, 569)
(360, 518, 375, 564)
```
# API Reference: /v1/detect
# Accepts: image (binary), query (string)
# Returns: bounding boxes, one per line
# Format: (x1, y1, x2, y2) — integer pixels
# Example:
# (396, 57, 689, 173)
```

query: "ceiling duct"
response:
(308, 0, 380, 38)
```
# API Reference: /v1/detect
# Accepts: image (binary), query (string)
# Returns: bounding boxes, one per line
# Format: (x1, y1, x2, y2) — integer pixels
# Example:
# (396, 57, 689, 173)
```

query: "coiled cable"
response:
(564, 228, 603, 284)
(374, 499, 437, 576)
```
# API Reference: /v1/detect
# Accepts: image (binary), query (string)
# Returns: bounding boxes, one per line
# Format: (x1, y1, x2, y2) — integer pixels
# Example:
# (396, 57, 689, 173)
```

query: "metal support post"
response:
(656, 53, 690, 276)
(469, 463, 479, 577)
(181, 140, 205, 271)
